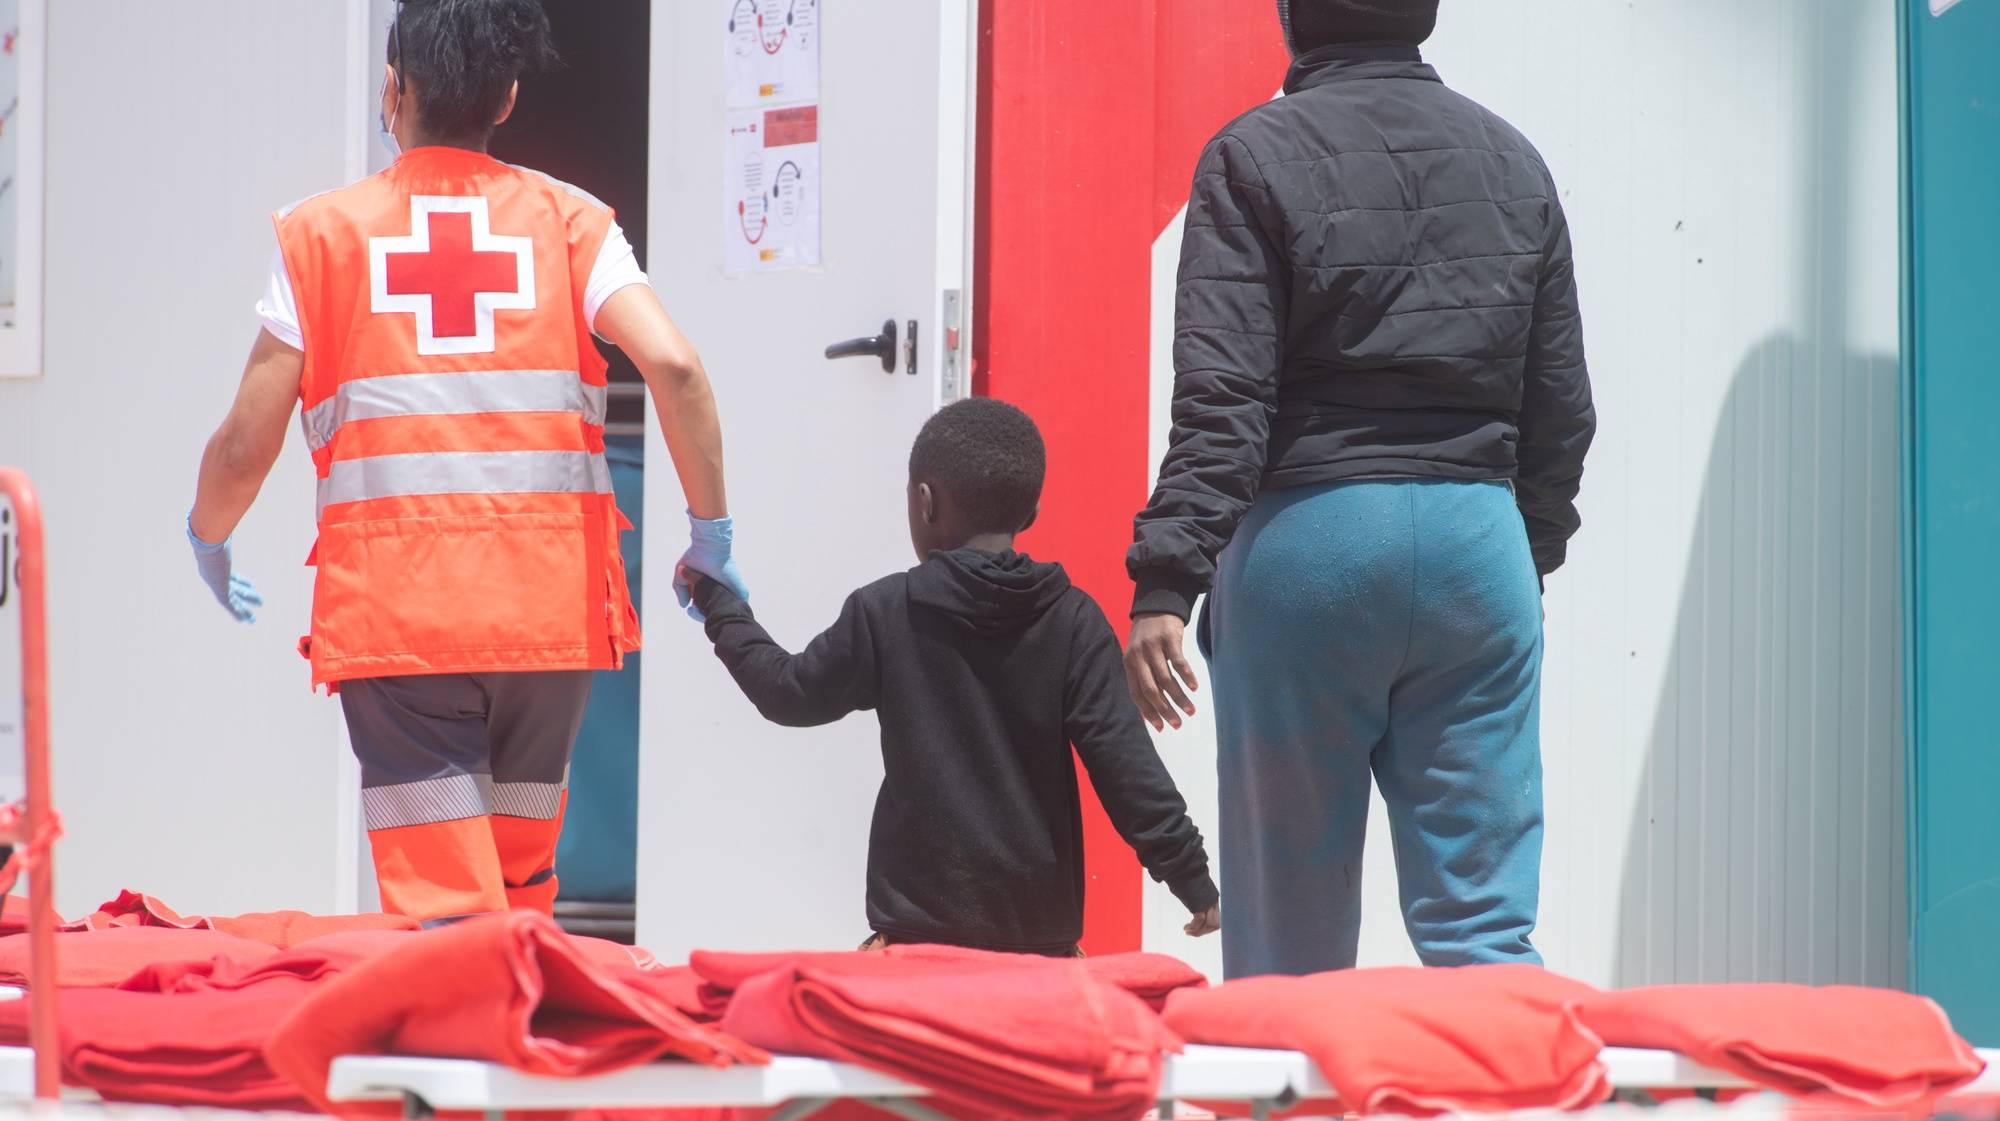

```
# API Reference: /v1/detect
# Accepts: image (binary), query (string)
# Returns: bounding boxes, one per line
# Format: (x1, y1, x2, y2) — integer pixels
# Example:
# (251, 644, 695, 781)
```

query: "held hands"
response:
(1184, 904, 1221, 938)
(186, 514, 262, 624)
(674, 511, 749, 622)
(1123, 612, 1199, 731)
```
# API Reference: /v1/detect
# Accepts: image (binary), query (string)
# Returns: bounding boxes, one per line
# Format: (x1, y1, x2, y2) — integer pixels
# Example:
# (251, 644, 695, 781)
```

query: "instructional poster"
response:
(725, 104, 821, 273)
(0, 496, 23, 803)
(0, 0, 20, 315)
(725, 0, 819, 107)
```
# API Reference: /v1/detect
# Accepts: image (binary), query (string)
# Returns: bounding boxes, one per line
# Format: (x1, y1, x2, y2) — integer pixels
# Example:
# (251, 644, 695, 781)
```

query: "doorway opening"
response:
(488, 0, 649, 944)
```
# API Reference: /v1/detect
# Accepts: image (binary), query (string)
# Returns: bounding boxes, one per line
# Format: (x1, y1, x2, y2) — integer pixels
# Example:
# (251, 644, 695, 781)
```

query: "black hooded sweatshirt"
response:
(692, 548, 1218, 953)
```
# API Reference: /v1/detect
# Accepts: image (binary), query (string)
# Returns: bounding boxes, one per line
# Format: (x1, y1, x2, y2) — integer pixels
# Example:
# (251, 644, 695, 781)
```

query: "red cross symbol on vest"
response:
(369, 196, 537, 356)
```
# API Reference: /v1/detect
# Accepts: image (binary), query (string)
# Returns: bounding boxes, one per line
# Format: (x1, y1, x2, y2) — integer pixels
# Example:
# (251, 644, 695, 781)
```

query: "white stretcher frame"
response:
(1, 1040, 1997, 1120)
(314, 1044, 2000, 1121)
(3, 980, 1994, 1121)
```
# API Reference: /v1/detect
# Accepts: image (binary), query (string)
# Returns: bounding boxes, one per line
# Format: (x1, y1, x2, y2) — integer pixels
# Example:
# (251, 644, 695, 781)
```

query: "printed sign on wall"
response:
(725, 0, 819, 108)
(724, 0, 821, 273)
(0, 497, 24, 803)
(0, 0, 45, 377)
(725, 104, 821, 273)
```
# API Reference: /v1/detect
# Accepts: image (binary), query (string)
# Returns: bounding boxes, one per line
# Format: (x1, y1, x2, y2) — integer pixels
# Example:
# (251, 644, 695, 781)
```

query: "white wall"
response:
(1144, 0, 1905, 988)
(0, 2, 356, 917)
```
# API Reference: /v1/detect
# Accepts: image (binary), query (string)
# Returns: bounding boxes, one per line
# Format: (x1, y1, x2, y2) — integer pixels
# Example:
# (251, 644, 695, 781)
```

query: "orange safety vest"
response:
(275, 147, 640, 688)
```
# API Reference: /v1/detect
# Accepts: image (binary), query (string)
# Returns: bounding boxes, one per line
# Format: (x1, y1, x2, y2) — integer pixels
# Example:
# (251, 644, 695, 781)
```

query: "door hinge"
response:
(939, 289, 964, 400)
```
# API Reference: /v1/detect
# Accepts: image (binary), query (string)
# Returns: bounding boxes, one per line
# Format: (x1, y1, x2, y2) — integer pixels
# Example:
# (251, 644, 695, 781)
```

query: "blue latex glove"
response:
(187, 514, 263, 624)
(674, 511, 747, 621)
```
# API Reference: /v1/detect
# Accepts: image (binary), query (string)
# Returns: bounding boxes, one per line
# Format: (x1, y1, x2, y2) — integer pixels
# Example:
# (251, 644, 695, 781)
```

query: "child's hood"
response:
(907, 547, 1072, 635)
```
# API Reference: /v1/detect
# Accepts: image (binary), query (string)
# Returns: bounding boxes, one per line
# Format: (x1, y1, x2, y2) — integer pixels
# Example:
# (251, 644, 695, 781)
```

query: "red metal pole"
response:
(0, 467, 59, 1101)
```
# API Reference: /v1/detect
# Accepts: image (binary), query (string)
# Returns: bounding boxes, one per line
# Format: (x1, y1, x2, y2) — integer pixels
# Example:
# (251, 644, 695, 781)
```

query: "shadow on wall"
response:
(1614, 333, 1904, 988)
(1609, 0, 1904, 990)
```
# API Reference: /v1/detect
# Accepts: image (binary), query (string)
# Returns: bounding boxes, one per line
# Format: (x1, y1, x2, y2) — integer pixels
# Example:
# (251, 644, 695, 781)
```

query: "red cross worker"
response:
(186, 0, 745, 923)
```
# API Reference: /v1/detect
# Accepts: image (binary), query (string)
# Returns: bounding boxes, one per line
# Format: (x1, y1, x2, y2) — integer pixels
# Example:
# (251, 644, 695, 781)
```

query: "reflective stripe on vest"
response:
(301, 368, 608, 452)
(318, 449, 614, 514)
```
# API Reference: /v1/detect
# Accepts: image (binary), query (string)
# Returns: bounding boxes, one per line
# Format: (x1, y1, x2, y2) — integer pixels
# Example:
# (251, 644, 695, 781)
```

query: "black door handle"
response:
(824, 319, 898, 374)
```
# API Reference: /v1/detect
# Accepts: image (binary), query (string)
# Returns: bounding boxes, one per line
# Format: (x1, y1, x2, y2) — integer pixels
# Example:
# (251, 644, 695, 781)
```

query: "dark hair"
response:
(908, 398, 1047, 535)
(388, 0, 560, 143)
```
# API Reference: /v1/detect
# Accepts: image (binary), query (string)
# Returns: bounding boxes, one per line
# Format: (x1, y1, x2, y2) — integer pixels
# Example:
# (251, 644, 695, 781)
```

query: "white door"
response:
(638, 1, 975, 958)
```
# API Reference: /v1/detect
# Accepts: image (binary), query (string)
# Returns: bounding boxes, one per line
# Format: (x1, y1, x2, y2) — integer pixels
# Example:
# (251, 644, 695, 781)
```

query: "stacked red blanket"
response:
(0, 926, 276, 988)
(869, 945, 1208, 1013)
(622, 964, 715, 1022)
(59, 890, 421, 947)
(690, 946, 1208, 1017)
(116, 931, 416, 995)
(1164, 964, 1610, 1117)
(1573, 983, 1986, 1108)
(265, 910, 767, 1116)
(0, 935, 404, 1109)
(701, 950, 1179, 1121)
(0, 896, 38, 938)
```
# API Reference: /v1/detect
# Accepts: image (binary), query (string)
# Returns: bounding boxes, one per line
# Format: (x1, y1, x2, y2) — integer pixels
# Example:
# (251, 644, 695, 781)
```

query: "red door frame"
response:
(972, 0, 1287, 953)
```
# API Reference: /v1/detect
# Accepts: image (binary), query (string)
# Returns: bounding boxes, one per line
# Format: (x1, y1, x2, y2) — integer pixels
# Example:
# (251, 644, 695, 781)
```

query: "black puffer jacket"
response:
(1128, 42, 1596, 620)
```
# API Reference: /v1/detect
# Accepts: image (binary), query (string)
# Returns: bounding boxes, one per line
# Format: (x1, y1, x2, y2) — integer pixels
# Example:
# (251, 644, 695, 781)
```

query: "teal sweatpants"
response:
(1209, 478, 1544, 977)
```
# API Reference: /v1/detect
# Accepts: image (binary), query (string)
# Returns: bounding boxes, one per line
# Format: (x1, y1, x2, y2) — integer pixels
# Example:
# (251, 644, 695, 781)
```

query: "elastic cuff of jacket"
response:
(693, 575, 746, 619)
(1130, 570, 1204, 622)
(1169, 871, 1220, 914)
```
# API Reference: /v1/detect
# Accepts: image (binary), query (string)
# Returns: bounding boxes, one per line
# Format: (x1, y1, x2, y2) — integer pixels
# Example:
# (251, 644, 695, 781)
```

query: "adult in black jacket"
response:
(1123, 0, 1595, 977)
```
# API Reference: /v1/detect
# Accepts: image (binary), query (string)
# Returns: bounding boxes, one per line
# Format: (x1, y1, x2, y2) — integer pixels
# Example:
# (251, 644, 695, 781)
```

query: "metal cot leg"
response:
(865, 1097, 968, 1121)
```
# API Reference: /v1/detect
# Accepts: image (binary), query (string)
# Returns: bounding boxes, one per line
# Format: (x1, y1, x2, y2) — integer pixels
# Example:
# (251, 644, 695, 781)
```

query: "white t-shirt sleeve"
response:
(256, 222, 646, 349)
(584, 221, 649, 335)
(255, 246, 305, 351)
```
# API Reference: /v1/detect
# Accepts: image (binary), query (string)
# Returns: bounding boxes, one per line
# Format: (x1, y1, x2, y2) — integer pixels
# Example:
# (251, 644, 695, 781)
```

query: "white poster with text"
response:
(725, 0, 819, 108)
(0, 496, 25, 805)
(725, 104, 821, 273)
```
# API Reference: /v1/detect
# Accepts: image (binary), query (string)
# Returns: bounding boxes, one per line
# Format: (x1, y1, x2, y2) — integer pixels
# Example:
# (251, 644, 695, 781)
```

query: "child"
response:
(687, 398, 1220, 955)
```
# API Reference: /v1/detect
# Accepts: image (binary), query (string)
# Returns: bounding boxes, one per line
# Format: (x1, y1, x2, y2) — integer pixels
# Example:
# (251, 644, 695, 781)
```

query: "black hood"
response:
(907, 548, 1071, 636)
(1276, 0, 1438, 55)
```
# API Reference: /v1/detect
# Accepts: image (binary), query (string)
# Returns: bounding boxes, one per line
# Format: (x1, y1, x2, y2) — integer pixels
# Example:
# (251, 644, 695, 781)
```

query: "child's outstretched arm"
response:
(690, 574, 878, 727)
(1064, 598, 1220, 928)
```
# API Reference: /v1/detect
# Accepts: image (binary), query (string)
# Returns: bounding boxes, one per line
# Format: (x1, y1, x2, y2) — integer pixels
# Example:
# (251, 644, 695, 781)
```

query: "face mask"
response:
(379, 74, 401, 161)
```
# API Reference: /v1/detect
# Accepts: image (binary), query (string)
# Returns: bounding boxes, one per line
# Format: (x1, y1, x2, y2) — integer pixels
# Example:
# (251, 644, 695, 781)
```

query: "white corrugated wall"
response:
(0, 1, 358, 916)
(1144, 0, 1906, 988)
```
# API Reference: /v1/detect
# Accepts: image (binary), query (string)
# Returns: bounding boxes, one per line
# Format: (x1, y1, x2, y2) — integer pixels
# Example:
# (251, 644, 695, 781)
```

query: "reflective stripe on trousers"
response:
(360, 773, 566, 831)
(342, 671, 590, 920)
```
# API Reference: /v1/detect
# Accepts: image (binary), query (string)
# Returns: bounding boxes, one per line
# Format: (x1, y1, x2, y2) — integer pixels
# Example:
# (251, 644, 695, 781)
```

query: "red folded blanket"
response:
(872, 945, 1209, 1012)
(1076, 951, 1207, 1012)
(1573, 984, 1986, 1107)
(714, 951, 1179, 1121)
(0, 895, 48, 937)
(623, 964, 716, 1022)
(0, 934, 403, 1109)
(1163, 964, 1610, 1117)
(0, 926, 276, 988)
(211, 910, 421, 947)
(116, 930, 417, 995)
(59, 890, 205, 932)
(265, 910, 768, 1116)
(690, 946, 1208, 1016)
(60, 890, 421, 947)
